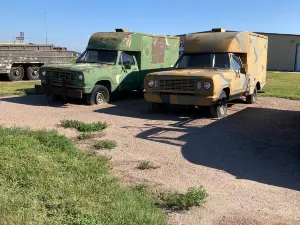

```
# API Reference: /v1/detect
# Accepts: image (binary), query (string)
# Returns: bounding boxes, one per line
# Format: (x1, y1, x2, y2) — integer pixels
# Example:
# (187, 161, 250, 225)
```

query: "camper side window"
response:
(232, 55, 241, 71)
(119, 53, 135, 65)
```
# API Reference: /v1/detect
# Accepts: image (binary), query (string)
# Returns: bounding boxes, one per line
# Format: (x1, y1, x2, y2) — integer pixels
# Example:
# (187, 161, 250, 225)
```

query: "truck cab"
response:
(35, 29, 180, 105)
(175, 52, 248, 97)
(144, 28, 268, 118)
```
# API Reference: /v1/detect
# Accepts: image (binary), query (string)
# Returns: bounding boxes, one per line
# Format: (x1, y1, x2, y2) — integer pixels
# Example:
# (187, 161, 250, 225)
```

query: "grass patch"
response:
(137, 161, 158, 170)
(0, 126, 166, 225)
(158, 187, 208, 211)
(60, 119, 108, 132)
(132, 184, 208, 211)
(260, 72, 300, 100)
(94, 140, 117, 150)
(0, 81, 40, 97)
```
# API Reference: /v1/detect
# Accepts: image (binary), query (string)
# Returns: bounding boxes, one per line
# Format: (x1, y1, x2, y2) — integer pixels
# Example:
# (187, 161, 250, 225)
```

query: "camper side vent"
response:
(212, 28, 226, 32)
(115, 28, 130, 32)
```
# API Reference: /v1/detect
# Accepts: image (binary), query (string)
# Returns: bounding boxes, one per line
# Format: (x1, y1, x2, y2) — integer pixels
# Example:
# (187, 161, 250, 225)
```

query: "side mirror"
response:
(123, 61, 131, 69)
(241, 64, 248, 74)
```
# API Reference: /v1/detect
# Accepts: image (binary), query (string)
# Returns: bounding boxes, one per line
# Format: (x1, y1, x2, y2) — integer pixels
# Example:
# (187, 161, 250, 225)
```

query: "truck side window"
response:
(120, 53, 135, 65)
(232, 55, 241, 71)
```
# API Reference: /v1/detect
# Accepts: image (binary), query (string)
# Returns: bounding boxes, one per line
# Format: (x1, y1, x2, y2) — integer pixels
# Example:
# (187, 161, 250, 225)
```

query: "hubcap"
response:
(95, 92, 105, 104)
(14, 70, 20, 76)
(32, 69, 39, 77)
(220, 105, 225, 115)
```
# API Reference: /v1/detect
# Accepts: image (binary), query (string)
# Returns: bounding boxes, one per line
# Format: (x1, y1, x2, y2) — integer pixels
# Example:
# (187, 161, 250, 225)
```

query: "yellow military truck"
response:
(144, 28, 268, 118)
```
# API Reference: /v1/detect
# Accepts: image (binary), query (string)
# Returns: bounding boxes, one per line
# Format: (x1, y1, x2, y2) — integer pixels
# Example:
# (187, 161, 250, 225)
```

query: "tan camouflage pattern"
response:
(144, 30, 268, 106)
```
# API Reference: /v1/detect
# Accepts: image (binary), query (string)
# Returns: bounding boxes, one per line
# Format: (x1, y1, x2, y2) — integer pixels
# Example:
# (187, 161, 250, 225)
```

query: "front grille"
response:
(47, 70, 77, 86)
(159, 79, 196, 92)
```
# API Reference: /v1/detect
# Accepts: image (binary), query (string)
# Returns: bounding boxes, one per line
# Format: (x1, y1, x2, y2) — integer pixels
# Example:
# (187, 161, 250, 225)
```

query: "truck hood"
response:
(41, 63, 113, 72)
(148, 68, 230, 78)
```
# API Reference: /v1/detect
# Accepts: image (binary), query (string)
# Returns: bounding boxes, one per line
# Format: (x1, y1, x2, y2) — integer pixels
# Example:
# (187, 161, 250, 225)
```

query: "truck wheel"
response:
(209, 90, 228, 119)
(7, 66, 24, 81)
(27, 66, 40, 80)
(86, 85, 110, 105)
(246, 87, 258, 104)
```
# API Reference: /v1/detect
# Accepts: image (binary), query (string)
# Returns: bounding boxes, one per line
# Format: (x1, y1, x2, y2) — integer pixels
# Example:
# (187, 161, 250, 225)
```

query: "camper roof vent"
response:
(115, 28, 129, 32)
(212, 28, 226, 32)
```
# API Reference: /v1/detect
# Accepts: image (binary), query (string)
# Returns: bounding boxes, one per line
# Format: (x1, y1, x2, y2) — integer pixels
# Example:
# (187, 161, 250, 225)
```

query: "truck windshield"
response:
(76, 49, 117, 65)
(175, 53, 230, 69)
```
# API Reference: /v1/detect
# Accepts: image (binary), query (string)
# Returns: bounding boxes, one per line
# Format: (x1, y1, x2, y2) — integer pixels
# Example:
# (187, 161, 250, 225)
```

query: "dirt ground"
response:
(0, 93, 300, 225)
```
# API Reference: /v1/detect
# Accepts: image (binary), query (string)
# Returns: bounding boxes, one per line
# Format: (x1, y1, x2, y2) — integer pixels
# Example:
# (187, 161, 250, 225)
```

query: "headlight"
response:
(78, 75, 84, 80)
(203, 82, 211, 90)
(148, 80, 154, 88)
(42, 71, 46, 77)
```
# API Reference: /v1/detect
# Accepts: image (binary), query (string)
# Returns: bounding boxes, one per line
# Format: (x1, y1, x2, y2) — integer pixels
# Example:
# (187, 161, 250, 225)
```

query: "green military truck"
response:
(0, 42, 76, 81)
(35, 29, 179, 104)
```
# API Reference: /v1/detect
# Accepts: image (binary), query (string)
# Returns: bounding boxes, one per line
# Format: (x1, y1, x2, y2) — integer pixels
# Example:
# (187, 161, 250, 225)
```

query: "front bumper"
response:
(144, 92, 217, 106)
(35, 84, 83, 99)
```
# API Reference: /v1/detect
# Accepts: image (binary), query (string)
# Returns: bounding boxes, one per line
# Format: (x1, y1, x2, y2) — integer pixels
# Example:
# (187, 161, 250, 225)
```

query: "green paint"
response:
(40, 31, 179, 95)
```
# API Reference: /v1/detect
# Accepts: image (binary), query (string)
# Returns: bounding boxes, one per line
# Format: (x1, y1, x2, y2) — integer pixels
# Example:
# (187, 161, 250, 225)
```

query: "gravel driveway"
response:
(0, 94, 300, 225)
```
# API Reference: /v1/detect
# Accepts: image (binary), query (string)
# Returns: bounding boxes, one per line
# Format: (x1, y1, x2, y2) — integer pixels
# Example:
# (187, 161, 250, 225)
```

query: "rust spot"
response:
(151, 37, 165, 64)
(145, 48, 149, 56)
(192, 36, 201, 42)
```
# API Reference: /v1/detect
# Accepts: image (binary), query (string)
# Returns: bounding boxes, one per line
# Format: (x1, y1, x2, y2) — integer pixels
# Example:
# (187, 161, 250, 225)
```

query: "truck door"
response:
(117, 52, 139, 90)
(232, 54, 247, 95)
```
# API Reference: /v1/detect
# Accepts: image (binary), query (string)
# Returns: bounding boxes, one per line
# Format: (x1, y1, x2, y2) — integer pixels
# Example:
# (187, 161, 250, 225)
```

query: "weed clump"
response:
(137, 161, 158, 170)
(94, 140, 117, 150)
(60, 119, 108, 132)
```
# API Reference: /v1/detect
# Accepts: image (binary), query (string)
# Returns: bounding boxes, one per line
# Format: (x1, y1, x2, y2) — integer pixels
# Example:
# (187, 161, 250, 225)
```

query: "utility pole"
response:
(45, 12, 48, 44)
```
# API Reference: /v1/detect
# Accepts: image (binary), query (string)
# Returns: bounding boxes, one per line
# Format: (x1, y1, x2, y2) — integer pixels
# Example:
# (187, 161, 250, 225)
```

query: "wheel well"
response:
(95, 80, 111, 92)
(256, 82, 261, 91)
(223, 87, 230, 99)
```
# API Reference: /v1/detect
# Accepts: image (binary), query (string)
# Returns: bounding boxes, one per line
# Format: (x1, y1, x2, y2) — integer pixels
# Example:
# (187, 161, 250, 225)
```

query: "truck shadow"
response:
(0, 94, 85, 107)
(95, 100, 212, 121)
(95, 91, 246, 120)
(136, 107, 300, 191)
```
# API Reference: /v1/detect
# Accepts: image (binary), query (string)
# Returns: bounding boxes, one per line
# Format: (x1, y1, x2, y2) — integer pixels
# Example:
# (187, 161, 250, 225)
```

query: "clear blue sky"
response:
(1, 0, 299, 52)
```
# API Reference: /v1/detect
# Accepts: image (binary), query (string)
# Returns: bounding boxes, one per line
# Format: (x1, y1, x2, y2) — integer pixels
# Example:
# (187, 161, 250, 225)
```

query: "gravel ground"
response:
(0, 94, 300, 225)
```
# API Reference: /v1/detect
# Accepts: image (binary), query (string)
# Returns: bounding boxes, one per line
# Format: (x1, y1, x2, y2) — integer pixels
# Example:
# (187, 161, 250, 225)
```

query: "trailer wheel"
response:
(86, 85, 110, 105)
(7, 66, 24, 81)
(27, 66, 40, 80)
(209, 90, 228, 119)
(246, 87, 258, 104)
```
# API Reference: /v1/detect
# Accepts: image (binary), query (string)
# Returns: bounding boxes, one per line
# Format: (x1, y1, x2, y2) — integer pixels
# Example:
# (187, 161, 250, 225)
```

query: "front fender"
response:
(212, 74, 232, 98)
(83, 67, 118, 93)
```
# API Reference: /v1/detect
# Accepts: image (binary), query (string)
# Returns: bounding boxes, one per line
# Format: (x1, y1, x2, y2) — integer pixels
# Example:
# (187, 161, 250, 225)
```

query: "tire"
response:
(246, 87, 258, 104)
(7, 66, 24, 81)
(209, 90, 228, 119)
(86, 85, 110, 105)
(27, 66, 40, 80)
